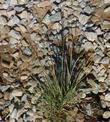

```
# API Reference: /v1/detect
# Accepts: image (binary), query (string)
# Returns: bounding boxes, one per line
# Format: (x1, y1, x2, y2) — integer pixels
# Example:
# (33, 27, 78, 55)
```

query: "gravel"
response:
(0, 0, 110, 121)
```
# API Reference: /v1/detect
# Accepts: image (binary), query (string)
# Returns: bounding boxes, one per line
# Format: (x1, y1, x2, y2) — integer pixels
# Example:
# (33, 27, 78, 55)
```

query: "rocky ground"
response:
(0, 0, 110, 121)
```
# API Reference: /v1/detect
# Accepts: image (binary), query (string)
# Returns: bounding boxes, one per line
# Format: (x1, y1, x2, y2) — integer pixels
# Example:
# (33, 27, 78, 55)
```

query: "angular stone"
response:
(104, 6, 110, 13)
(18, 0, 27, 4)
(82, 41, 94, 51)
(104, 0, 110, 4)
(103, 111, 110, 119)
(7, 10, 16, 18)
(50, 12, 61, 22)
(105, 93, 110, 101)
(23, 47, 32, 56)
(102, 21, 110, 30)
(20, 75, 28, 80)
(52, 22, 62, 32)
(14, 6, 25, 12)
(83, 6, 93, 15)
(94, 54, 102, 63)
(10, 0, 18, 5)
(11, 109, 17, 119)
(0, 16, 7, 25)
(100, 57, 109, 65)
(8, 16, 20, 26)
(79, 14, 90, 25)
(85, 32, 97, 41)
(9, 30, 22, 40)
(18, 11, 28, 19)
(37, 1, 51, 7)
(12, 89, 23, 97)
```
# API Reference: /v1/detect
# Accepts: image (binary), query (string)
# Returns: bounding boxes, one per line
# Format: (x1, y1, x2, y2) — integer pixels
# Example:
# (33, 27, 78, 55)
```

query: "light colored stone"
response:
(12, 89, 23, 97)
(0, 85, 10, 92)
(7, 10, 16, 18)
(18, 0, 27, 4)
(9, 37, 19, 45)
(83, 6, 93, 14)
(85, 32, 97, 41)
(9, 30, 22, 40)
(23, 47, 32, 56)
(18, 11, 28, 19)
(18, 25, 27, 33)
(52, 22, 62, 32)
(79, 14, 90, 25)
(82, 41, 94, 51)
(20, 75, 28, 80)
(11, 109, 17, 119)
(42, 14, 51, 24)
(104, 6, 110, 13)
(15, 6, 25, 12)
(105, 93, 110, 101)
(50, 12, 61, 22)
(100, 57, 109, 64)
(10, 0, 18, 5)
(0, 16, 7, 25)
(8, 16, 20, 26)
(94, 54, 102, 63)
(0, 10, 7, 16)
(103, 111, 110, 119)
(104, 0, 110, 4)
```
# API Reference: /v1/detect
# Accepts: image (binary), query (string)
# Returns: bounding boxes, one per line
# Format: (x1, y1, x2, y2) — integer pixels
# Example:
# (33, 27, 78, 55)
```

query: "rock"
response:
(20, 75, 28, 80)
(99, 83, 108, 92)
(83, 6, 93, 15)
(79, 14, 90, 25)
(85, 31, 97, 41)
(10, 0, 18, 5)
(85, 104, 92, 116)
(95, 27, 103, 35)
(33, 2, 51, 21)
(37, 1, 51, 7)
(18, 0, 27, 4)
(9, 30, 22, 40)
(0, 10, 7, 16)
(104, 0, 110, 4)
(18, 11, 28, 19)
(23, 47, 32, 56)
(52, 22, 62, 32)
(94, 54, 102, 63)
(7, 10, 16, 18)
(104, 6, 110, 13)
(105, 43, 110, 49)
(42, 14, 51, 24)
(0, 16, 7, 25)
(0, 85, 10, 92)
(82, 41, 94, 51)
(50, 12, 61, 22)
(9, 37, 19, 45)
(8, 16, 20, 26)
(100, 57, 109, 65)
(102, 21, 110, 30)
(12, 89, 23, 97)
(14, 6, 25, 12)
(11, 109, 18, 119)
(103, 111, 110, 119)
(105, 93, 110, 101)
(79, 1, 86, 8)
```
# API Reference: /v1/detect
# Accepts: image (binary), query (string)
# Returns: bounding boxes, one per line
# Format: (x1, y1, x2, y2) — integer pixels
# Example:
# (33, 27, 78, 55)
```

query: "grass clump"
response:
(32, 39, 93, 121)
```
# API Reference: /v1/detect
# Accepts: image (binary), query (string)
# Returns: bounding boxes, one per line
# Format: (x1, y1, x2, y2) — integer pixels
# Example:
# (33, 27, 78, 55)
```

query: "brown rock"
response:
(37, 1, 51, 8)
(33, 1, 52, 21)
